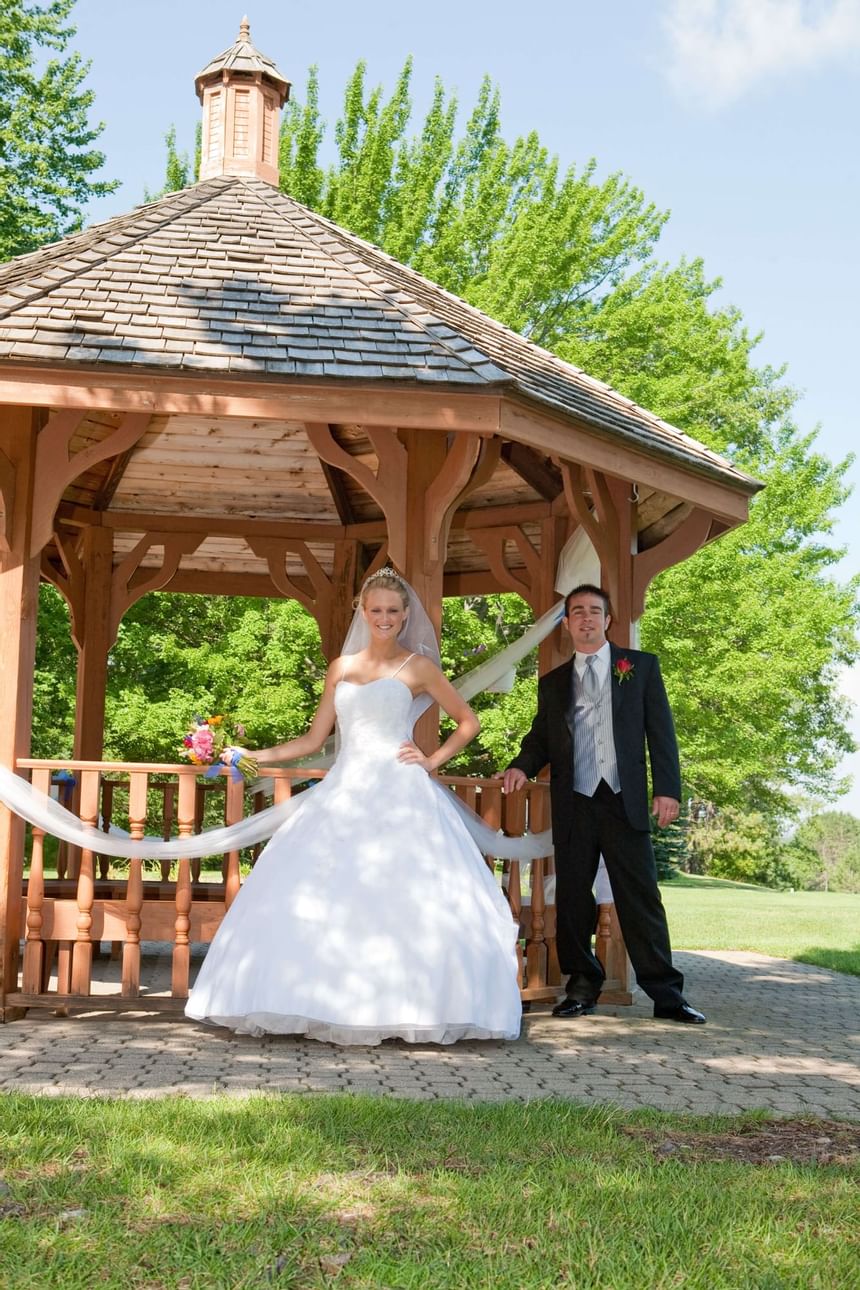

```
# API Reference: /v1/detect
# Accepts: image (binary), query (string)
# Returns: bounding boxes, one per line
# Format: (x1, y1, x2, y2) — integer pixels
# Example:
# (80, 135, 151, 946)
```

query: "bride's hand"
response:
(397, 740, 432, 771)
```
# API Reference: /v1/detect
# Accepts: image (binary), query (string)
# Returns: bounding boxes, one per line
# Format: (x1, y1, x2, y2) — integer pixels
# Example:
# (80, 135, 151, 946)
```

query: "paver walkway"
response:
(1, 950, 857, 1116)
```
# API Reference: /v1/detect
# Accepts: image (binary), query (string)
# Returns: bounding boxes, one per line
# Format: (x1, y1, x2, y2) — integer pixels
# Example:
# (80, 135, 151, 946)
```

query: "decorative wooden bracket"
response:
(0, 447, 15, 554)
(421, 433, 482, 569)
(110, 532, 204, 643)
(246, 536, 335, 628)
(31, 410, 151, 556)
(471, 525, 543, 611)
(423, 435, 501, 574)
(40, 529, 87, 648)
(305, 422, 408, 567)
(631, 507, 715, 619)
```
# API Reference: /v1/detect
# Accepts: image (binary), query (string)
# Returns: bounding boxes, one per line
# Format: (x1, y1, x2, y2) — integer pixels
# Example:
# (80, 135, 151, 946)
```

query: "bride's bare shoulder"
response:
(408, 653, 442, 682)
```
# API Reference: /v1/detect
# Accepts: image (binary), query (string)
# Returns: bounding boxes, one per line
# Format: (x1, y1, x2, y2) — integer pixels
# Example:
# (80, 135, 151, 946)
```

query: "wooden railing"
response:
(11, 758, 630, 1013)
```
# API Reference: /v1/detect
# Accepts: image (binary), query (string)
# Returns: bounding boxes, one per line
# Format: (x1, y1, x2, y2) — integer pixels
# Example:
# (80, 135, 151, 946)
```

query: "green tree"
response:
(143, 124, 200, 203)
(0, 0, 116, 260)
(794, 811, 860, 893)
(689, 809, 795, 888)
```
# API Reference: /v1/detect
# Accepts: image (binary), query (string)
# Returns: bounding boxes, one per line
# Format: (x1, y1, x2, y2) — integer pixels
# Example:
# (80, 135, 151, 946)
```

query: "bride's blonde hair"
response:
(356, 567, 410, 611)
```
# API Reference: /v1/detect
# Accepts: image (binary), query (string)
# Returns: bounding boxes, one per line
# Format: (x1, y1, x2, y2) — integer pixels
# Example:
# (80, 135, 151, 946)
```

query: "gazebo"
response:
(0, 21, 760, 1020)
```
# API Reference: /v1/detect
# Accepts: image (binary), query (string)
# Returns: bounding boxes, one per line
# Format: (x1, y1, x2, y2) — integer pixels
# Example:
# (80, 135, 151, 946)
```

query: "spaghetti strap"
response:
(390, 652, 416, 680)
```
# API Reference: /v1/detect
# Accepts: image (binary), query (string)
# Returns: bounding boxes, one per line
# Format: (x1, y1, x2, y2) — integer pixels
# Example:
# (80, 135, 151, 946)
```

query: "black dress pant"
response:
(556, 780, 685, 1008)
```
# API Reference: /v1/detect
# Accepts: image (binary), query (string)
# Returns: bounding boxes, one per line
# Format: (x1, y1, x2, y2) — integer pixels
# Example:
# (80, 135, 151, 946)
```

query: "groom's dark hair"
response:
(564, 584, 612, 617)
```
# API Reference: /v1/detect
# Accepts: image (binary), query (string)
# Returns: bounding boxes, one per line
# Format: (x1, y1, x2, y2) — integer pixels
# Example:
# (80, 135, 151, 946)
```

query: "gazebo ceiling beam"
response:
(501, 442, 563, 501)
(0, 368, 502, 433)
(55, 499, 558, 539)
(319, 459, 356, 526)
(500, 399, 755, 524)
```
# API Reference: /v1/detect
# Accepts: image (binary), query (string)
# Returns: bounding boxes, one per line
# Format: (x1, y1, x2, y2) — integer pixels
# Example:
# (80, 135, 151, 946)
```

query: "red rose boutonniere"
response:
(613, 657, 634, 684)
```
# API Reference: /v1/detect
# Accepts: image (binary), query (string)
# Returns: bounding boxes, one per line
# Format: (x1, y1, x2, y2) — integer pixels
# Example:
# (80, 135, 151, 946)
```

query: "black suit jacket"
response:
(509, 644, 681, 841)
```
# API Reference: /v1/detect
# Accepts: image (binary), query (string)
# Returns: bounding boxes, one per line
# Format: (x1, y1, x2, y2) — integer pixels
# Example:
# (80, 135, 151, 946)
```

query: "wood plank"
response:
(500, 398, 757, 523)
(0, 367, 503, 432)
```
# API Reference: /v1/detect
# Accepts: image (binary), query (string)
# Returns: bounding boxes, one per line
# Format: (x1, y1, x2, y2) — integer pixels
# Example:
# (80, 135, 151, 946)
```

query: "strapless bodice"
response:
(334, 677, 414, 756)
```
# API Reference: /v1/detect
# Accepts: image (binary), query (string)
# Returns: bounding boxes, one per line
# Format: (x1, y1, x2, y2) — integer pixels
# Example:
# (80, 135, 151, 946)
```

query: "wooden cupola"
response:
(195, 15, 291, 185)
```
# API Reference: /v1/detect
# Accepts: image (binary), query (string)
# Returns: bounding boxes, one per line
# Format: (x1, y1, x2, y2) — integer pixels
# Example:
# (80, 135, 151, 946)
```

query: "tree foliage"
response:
(143, 124, 200, 203)
(793, 811, 860, 893)
(0, 0, 116, 260)
(688, 808, 813, 889)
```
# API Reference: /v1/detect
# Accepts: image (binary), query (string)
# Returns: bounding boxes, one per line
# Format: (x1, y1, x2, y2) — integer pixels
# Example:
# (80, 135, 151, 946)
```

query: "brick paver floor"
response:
(1, 950, 857, 1115)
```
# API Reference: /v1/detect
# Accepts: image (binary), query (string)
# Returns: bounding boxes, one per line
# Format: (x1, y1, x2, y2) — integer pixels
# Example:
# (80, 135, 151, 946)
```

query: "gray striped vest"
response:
(569, 661, 621, 796)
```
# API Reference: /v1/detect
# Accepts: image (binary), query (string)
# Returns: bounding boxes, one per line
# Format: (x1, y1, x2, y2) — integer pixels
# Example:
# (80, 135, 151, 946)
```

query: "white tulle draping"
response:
(0, 763, 304, 860)
(0, 544, 611, 876)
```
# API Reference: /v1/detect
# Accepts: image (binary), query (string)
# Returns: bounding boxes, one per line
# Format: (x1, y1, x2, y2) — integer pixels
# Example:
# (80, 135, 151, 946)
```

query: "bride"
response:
(184, 568, 523, 1045)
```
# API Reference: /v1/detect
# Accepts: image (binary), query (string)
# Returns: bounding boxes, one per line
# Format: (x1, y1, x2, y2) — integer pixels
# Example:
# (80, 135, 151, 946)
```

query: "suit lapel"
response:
(553, 661, 575, 745)
(609, 644, 624, 718)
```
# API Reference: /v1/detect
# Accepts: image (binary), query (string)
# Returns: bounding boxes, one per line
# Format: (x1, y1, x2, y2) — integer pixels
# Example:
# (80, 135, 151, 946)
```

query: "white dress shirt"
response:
(574, 641, 611, 690)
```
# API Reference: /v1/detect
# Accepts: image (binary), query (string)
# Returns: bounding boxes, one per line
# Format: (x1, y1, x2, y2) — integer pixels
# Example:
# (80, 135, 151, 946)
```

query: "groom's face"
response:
(564, 594, 610, 653)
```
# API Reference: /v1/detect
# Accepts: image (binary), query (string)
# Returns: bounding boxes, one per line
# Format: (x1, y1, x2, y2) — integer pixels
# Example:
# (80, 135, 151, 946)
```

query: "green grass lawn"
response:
(0, 1095, 857, 1289)
(661, 874, 860, 975)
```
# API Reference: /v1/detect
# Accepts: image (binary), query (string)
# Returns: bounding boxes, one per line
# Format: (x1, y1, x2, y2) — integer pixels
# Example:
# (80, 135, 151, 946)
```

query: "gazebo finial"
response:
(195, 20, 291, 185)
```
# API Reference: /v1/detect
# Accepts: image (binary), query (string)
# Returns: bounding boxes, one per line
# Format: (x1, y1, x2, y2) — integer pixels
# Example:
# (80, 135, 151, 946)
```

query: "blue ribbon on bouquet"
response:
(202, 750, 245, 784)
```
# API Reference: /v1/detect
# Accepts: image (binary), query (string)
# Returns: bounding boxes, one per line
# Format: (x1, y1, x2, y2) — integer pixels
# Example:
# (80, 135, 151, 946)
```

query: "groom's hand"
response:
(498, 768, 528, 795)
(652, 796, 679, 828)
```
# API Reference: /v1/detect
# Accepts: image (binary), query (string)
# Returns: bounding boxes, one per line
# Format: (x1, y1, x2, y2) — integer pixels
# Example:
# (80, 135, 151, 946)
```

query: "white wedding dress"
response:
(185, 676, 522, 1044)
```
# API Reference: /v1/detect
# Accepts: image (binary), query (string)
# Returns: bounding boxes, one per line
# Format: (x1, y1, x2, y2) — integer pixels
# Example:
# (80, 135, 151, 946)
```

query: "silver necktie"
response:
(582, 655, 599, 703)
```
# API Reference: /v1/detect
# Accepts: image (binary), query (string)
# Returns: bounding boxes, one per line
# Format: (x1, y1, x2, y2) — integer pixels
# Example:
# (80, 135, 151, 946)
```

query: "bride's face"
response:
(362, 588, 408, 642)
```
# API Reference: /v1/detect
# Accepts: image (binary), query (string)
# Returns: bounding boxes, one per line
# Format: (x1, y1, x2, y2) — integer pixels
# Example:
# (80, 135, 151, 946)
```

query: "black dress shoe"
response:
(551, 997, 597, 1018)
(653, 1002, 706, 1024)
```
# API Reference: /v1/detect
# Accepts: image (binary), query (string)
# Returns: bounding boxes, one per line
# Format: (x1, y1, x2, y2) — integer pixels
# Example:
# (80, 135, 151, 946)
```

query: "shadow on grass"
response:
(794, 945, 860, 977)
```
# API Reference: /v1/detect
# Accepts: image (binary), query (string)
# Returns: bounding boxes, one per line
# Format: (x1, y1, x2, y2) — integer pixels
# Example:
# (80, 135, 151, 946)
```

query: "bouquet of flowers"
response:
(181, 715, 258, 782)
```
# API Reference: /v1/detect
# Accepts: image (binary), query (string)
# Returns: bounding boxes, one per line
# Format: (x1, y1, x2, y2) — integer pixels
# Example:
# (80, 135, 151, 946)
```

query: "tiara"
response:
(363, 566, 404, 586)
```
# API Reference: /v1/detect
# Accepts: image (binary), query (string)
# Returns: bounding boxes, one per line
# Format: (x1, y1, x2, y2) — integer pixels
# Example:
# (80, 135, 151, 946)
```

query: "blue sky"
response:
(70, 0, 860, 810)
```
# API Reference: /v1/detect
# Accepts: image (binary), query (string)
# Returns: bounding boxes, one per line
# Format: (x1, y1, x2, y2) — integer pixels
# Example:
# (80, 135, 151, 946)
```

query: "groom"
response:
(501, 585, 705, 1024)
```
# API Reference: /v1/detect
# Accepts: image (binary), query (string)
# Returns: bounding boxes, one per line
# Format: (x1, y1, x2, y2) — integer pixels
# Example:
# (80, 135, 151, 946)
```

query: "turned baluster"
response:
(119, 771, 147, 996)
(477, 781, 502, 874)
(98, 781, 114, 879)
(172, 771, 197, 997)
(55, 774, 74, 881)
(191, 782, 206, 883)
(224, 773, 244, 909)
(160, 782, 176, 880)
(70, 770, 100, 995)
(524, 785, 549, 992)
(502, 787, 527, 989)
(273, 772, 292, 805)
(22, 768, 51, 993)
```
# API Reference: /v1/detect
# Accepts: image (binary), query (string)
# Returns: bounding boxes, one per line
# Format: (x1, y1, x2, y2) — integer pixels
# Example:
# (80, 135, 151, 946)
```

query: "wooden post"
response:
(0, 407, 41, 1017)
(22, 767, 51, 994)
(400, 429, 447, 751)
(319, 539, 359, 659)
(72, 526, 114, 762)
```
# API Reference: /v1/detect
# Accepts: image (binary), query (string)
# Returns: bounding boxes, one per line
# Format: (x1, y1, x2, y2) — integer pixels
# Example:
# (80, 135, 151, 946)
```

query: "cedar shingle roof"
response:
(0, 175, 757, 492)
